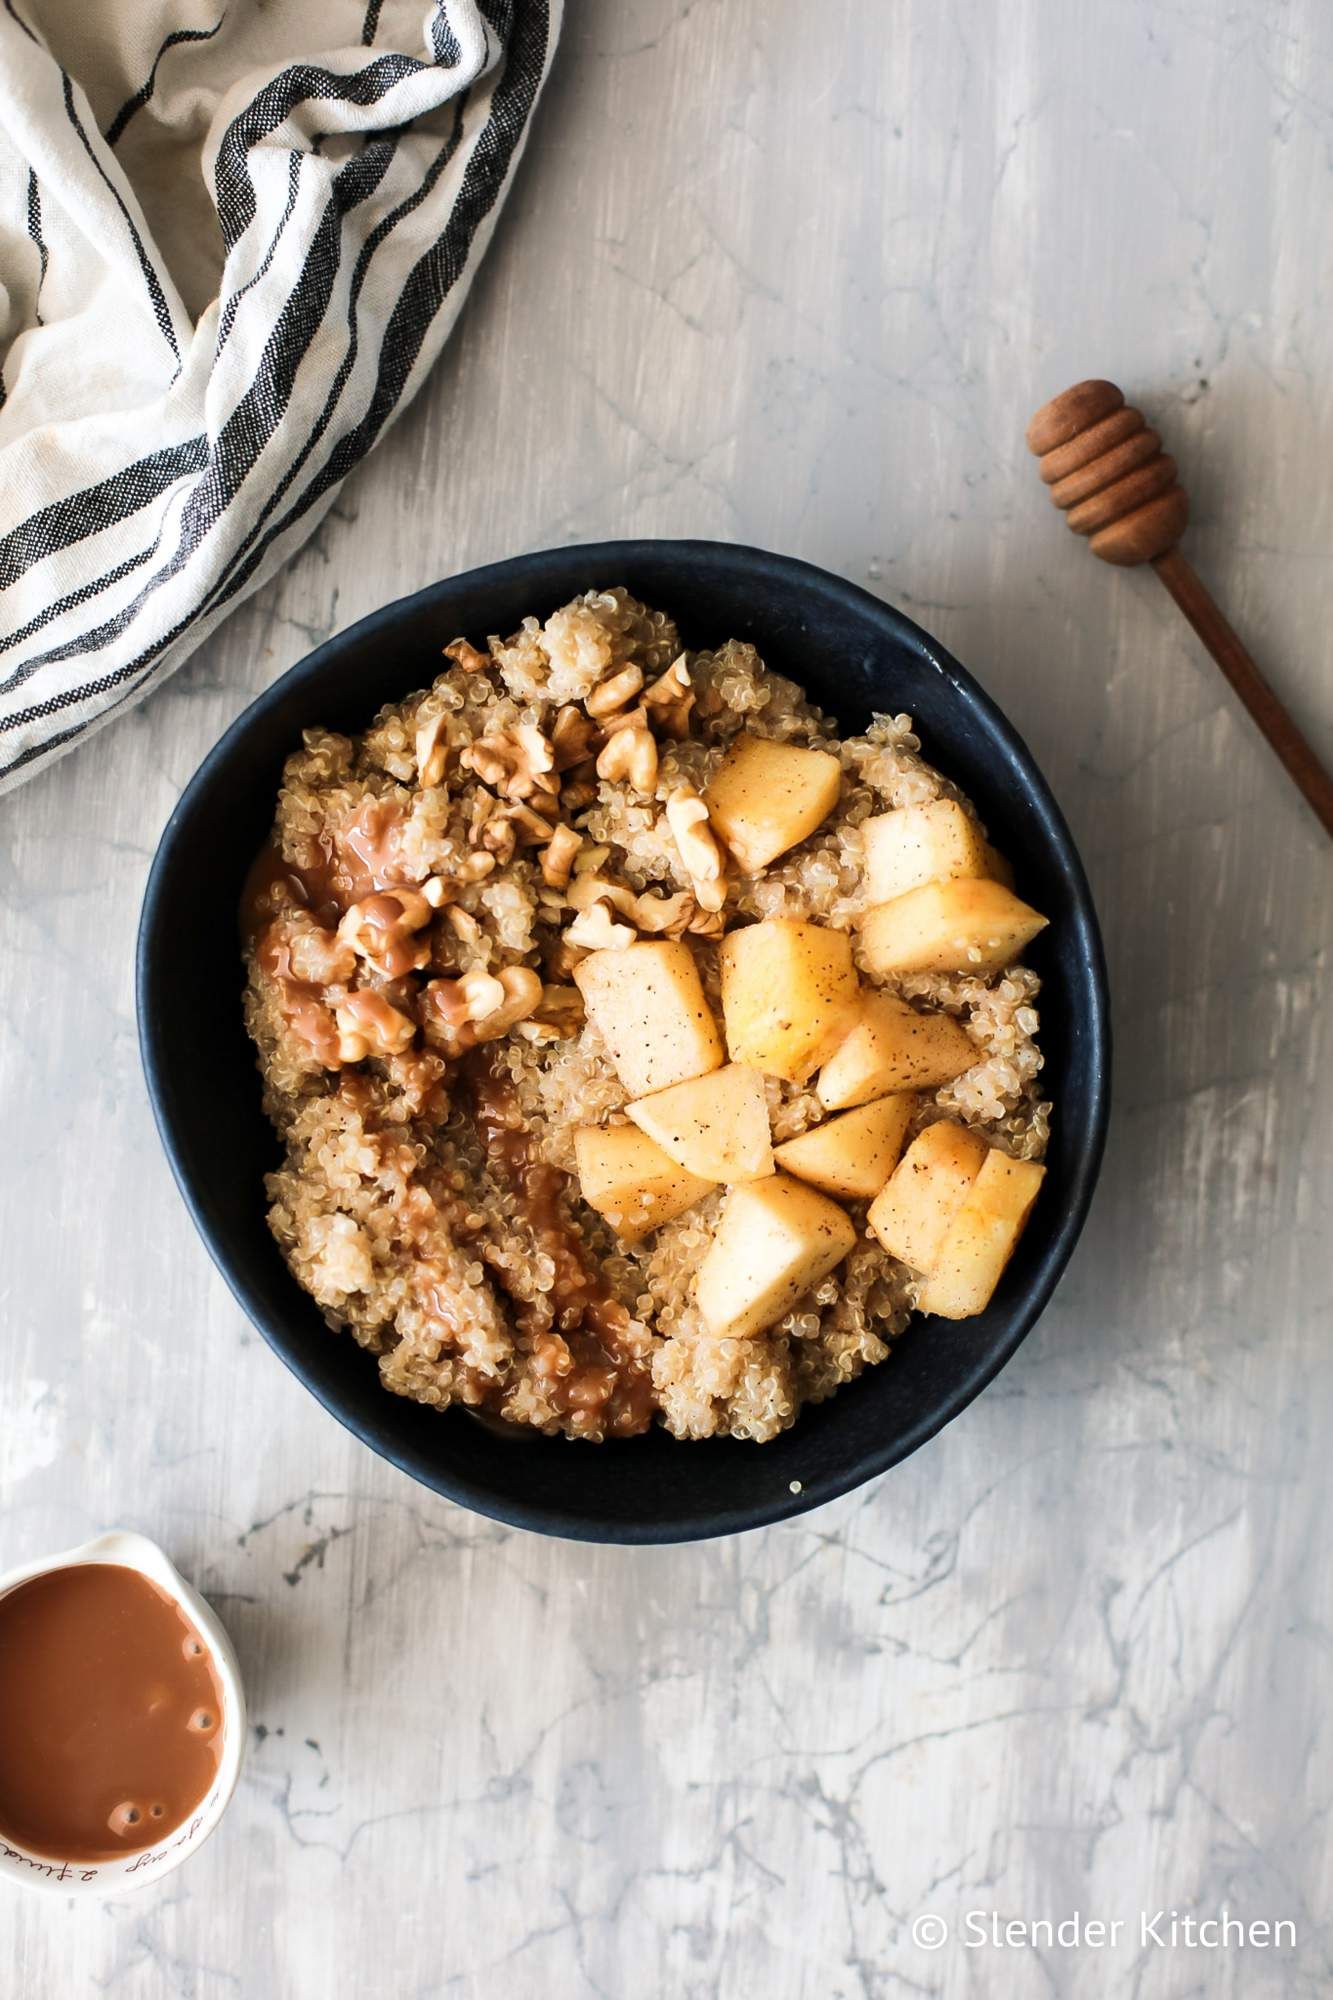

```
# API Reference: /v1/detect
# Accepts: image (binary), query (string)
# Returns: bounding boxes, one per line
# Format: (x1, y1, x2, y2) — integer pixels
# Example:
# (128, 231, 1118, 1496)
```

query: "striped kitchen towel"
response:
(0, 0, 559, 794)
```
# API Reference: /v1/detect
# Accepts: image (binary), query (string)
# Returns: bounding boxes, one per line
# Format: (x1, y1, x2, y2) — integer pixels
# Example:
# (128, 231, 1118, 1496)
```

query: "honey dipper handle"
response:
(1151, 548, 1333, 838)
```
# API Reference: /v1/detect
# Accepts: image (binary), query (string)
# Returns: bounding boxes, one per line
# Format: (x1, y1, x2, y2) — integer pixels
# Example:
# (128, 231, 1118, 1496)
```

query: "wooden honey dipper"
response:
(1027, 379, 1333, 838)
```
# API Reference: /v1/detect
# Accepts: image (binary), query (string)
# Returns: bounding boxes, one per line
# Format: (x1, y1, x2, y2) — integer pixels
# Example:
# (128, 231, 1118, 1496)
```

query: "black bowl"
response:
(138, 541, 1109, 1543)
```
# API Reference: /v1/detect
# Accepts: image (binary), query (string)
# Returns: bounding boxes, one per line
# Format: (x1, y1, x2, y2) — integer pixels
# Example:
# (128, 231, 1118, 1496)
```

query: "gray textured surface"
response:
(3, 2, 1331, 1993)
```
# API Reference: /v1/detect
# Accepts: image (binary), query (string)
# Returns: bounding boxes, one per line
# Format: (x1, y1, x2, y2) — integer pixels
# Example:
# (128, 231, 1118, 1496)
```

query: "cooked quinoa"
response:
(241, 588, 1050, 1442)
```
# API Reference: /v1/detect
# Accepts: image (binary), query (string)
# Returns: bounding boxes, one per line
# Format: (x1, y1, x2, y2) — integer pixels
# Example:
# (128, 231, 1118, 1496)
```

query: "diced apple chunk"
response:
(704, 732, 842, 874)
(859, 878, 1048, 977)
(574, 1125, 714, 1244)
(719, 919, 860, 1083)
(816, 993, 975, 1109)
(695, 1173, 857, 1340)
(863, 799, 1012, 904)
(774, 1094, 914, 1201)
(627, 1064, 774, 1184)
(574, 939, 723, 1097)
(918, 1152, 1046, 1318)
(867, 1120, 988, 1271)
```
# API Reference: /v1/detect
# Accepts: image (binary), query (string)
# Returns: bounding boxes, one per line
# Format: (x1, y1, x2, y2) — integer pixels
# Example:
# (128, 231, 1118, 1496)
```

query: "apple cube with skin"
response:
(703, 732, 842, 875)
(863, 799, 1013, 905)
(918, 1151, 1046, 1318)
(574, 1125, 714, 1244)
(816, 993, 975, 1110)
(867, 1119, 989, 1272)
(574, 939, 723, 1098)
(719, 918, 860, 1083)
(774, 1093, 915, 1202)
(859, 878, 1048, 978)
(695, 1173, 857, 1340)
(627, 1063, 774, 1184)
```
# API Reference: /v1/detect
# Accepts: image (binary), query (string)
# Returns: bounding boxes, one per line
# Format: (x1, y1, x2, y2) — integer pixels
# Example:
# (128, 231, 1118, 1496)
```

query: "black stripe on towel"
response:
(105, 20, 226, 148)
(198, 106, 470, 614)
(0, 0, 554, 778)
(26, 171, 48, 322)
(0, 137, 399, 710)
(207, 0, 545, 617)
(0, 536, 179, 683)
(0, 438, 208, 597)
(212, 53, 423, 251)
(217, 148, 303, 351)
(61, 73, 181, 362)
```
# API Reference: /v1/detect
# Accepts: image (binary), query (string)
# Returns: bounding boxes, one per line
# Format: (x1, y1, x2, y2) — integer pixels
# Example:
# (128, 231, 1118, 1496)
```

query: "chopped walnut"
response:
(516, 983, 584, 1043)
(551, 705, 597, 771)
(560, 773, 599, 812)
(566, 900, 637, 951)
(506, 800, 559, 842)
(537, 983, 583, 1027)
(596, 720, 658, 793)
(459, 851, 497, 883)
(459, 970, 506, 1020)
(665, 784, 727, 912)
(468, 790, 497, 840)
(443, 637, 489, 673)
(546, 934, 588, 980)
(338, 890, 433, 979)
(636, 890, 697, 935)
(422, 965, 543, 1053)
(597, 701, 649, 736)
(585, 663, 644, 718)
(541, 824, 582, 888)
(334, 990, 417, 1061)
(566, 874, 694, 936)
(642, 655, 694, 738)
(460, 723, 555, 801)
(415, 712, 450, 788)
(481, 816, 517, 864)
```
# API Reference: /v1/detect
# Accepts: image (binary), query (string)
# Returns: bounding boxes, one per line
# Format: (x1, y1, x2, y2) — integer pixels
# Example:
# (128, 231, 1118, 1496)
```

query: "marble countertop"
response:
(4, 2, 1331, 1993)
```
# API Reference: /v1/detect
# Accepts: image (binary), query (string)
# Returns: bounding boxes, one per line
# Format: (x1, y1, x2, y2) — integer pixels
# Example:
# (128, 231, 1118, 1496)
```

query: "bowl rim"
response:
(137, 538, 1110, 1543)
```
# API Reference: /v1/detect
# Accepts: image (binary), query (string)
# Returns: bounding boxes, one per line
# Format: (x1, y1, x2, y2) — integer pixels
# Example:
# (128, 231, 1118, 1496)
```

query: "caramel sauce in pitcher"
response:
(0, 1564, 225, 1862)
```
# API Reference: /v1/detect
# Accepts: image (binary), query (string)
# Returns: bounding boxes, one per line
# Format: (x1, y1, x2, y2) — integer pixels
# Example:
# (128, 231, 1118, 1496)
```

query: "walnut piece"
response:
(541, 824, 582, 889)
(505, 800, 559, 842)
(595, 720, 658, 793)
(415, 712, 450, 788)
(460, 723, 556, 800)
(642, 655, 694, 737)
(444, 637, 489, 673)
(585, 663, 644, 718)
(566, 900, 637, 951)
(481, 817, 517, 864)
(423, 965, 543, 1052)
(551, 704, 597, 771)
(516, 982, 585, 1043)
(566, 873, 694, 936)
(334, 990, 417, 1062)
(338, 890, 433, 979)
(665, 784, 728, 912)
